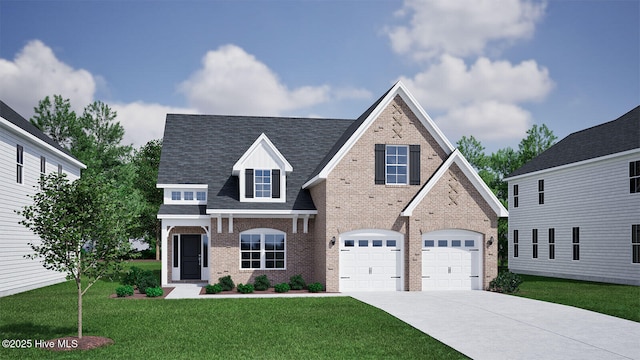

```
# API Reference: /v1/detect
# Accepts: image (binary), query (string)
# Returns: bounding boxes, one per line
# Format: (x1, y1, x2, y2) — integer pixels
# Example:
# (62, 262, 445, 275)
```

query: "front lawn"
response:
(0, 261, 467, 359)
(514, 274, 640, 322)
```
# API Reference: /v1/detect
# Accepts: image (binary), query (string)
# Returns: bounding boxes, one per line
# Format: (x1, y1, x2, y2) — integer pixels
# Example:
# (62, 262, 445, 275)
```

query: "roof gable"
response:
(232, 133, 293, 175)
(303, 81, 454, 188)
(401, 149, 508, 217)
(507, 106, 640, 179)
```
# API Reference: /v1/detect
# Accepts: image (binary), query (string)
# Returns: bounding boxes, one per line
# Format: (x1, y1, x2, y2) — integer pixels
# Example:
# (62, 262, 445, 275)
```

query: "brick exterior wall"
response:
(310, 95, 499, 291)
(208, 218, 315, 286)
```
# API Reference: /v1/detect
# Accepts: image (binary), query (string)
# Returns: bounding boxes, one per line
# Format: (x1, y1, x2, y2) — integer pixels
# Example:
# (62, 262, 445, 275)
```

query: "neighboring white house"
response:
(0, 101, 86, 297)
(505, 106, 640, 286)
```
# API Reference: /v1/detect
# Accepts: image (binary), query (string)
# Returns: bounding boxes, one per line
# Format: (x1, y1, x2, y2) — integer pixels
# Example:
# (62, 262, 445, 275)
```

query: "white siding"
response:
(0, 121, 82, 297)
(508, 151, 640, 285)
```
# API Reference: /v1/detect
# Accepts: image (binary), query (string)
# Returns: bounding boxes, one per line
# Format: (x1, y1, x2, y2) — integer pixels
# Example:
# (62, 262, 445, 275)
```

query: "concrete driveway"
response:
(349, 291, 640, 360)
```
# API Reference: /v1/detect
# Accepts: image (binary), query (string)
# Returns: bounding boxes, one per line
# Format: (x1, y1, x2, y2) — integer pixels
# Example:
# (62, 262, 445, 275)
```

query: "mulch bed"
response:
(43, 336, 114, 351)
(199, 287, 314, 295)
(109, 287, 174, 299)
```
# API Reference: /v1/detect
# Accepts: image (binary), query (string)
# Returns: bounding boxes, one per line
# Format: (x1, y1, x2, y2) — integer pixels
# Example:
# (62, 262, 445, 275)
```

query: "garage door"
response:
(422, 230, 482, 290)
(339, 230, 404, 291)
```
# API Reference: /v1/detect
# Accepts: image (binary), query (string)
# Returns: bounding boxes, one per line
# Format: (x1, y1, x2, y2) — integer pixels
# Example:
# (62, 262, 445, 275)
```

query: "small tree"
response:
(18, 173, 137, 339)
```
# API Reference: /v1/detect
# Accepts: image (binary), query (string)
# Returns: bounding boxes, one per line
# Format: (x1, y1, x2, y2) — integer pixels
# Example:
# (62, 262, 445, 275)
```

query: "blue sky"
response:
(1, 0, 638, 153)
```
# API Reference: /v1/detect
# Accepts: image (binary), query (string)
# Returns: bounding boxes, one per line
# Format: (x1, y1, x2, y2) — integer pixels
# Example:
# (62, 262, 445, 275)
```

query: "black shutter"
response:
(272, 169, 280, 198)
(375, 144, 385, 184)
(409, 145, 420, 185)
(245, 169, 254, 198)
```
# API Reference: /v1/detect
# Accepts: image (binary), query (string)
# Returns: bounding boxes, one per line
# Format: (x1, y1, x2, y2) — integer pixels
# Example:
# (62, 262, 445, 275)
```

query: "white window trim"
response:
(385, 145, 408, 185)
(254, 169, 272, 198)
(239, 228, 286, 270)
(163, 187, 208, 205)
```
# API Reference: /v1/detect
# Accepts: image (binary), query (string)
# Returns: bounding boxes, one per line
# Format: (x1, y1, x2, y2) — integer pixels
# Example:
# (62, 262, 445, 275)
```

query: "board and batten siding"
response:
(0, 120, 82, 297)
(508, 151, 640, 285)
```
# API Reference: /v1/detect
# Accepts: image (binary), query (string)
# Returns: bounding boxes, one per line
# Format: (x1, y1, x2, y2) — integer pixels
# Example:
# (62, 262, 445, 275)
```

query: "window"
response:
(424, 240, 435, 247)
(464, 240, 475, 247)
(184, 191, 194, 200)
(40, 156, 46, 175)
(532, 229, 538, 259)
(438, 240, 448, 247)
(202, 235, 208, 268)
(245, 168, 281, 200)
(372, 240, 383, 247)
(513, 184, 519, 208)
(451, 240, 461, 247)
(358, 240, 369, 247)
(16, 145, 23, 184)
(548, 228, 555, 260)
(387, 240, 397, 247)
(572, 227, 580, 261)
(344, 240, 355, 247)
(196, 191, 207, 201)
(385, 145, 408, 185)
(173, 235, 179, 267)
(630, 161, 640, 193)
(632, 225, 640, 264)
(538, 179, 544, 204)
(513, 230, 519, 258)
(255, 169, 271, 197)
(171, 191, 181, 201)
(375, 144, 420, 185)
(240, 230, 285, 270)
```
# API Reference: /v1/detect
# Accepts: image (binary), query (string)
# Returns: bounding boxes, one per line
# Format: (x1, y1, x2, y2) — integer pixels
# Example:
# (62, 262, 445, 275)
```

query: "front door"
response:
(180, 235, 201, 280)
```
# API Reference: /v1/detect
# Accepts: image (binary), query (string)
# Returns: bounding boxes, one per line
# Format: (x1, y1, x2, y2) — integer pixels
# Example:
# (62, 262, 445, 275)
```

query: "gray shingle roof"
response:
(158, 115, 353, 211)
(0, 100, 74, 157)
(507, 106, 640, 178)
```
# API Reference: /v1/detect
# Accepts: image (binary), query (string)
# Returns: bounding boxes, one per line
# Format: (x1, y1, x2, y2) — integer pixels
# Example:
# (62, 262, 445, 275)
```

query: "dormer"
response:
(232, 133, 293, 203)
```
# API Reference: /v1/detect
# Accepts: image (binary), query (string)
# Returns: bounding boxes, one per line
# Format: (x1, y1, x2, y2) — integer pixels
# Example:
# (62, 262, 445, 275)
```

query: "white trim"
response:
(0, 116, 86, 169)
(157, 214, 209, 220)
(232, 133, 293, 175)
(239, 228, 287, 270)
(302, 81, 454, 189)
(504, 148, 640, 181)
(206, 209, 317, 216)
(157, 183, 208, 189)
(401, 149, 509, 217)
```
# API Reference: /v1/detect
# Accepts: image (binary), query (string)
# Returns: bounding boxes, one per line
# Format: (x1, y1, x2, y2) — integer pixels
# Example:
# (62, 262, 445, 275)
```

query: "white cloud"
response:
(399, 54, 554, 110)
(178, 44, 331, 116)
(387, 0, 546, 60)
(0, 40, 95, 117)
(111, 102, 196, 147)
(435, 101, 532, 141)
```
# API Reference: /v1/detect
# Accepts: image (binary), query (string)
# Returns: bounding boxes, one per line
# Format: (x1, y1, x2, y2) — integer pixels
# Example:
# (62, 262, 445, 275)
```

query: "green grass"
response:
(0, 261, 467, 359)
(514, 274, 640, 322)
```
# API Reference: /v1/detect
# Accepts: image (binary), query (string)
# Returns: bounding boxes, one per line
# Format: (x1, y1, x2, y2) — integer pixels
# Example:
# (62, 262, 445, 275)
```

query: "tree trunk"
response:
(77, 279, 83, 339)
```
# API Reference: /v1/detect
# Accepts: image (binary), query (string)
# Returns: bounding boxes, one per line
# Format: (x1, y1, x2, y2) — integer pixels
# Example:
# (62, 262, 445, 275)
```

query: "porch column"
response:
(160, 220, 169, 286)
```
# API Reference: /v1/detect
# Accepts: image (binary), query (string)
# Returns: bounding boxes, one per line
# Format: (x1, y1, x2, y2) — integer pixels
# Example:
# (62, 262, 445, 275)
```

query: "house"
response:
(157, 82, 508, 292)
(505, 106, 640, 286)
(0, 101, 86, 297)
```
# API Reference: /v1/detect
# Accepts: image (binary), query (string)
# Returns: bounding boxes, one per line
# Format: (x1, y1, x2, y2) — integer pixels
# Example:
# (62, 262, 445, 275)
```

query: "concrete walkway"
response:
(349, 291, 640, 360)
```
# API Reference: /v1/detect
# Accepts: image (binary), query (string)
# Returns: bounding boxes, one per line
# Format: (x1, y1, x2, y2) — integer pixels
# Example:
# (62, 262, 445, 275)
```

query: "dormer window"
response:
(255, 169, 271, 197)
(234, 133, 292, 203)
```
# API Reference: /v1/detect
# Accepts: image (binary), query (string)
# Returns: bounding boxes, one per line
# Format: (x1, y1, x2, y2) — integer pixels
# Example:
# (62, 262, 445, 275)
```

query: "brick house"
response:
(157, 82, 508, 292)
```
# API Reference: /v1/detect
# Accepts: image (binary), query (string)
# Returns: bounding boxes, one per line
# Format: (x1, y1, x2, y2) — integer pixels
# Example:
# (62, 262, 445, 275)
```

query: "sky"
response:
(0, 0, 638, 153)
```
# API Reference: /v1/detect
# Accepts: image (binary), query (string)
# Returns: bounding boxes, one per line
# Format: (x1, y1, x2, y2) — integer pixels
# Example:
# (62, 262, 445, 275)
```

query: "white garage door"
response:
(422, 230, 483, 290)
(339, 230, 404, 291)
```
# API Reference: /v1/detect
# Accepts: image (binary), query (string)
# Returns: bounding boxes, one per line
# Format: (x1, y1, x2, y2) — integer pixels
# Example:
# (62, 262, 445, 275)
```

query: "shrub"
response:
(274, 283, 290, 293)
(115, 285, 134, 297)
(488, 271, 523, 294)
(137, 273, 159, 294)
(218, 275, 235, 291)
(289, 274, 306, 290)
(205, 283, 223, 294)
(308, 282, 323, 293)
(237, 283, 254, 294)
(254, 275, 271, 291)
(145, 287, 163, 297)
(121, 266, 145, 286)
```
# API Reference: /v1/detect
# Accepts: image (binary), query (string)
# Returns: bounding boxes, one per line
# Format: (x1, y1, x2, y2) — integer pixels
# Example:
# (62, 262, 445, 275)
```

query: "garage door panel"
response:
(422, 230, 483, 290)
(339, 231, 404, 291)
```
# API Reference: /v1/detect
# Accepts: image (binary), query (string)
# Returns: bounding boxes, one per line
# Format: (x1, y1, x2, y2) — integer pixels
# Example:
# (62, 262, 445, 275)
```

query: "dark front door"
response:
(180, 235, 201, 280)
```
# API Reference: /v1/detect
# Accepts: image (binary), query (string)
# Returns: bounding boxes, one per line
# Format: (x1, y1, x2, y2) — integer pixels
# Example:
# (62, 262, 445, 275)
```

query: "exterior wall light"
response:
(330, 236, 336, 246)
(487, 236, 494, 247)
